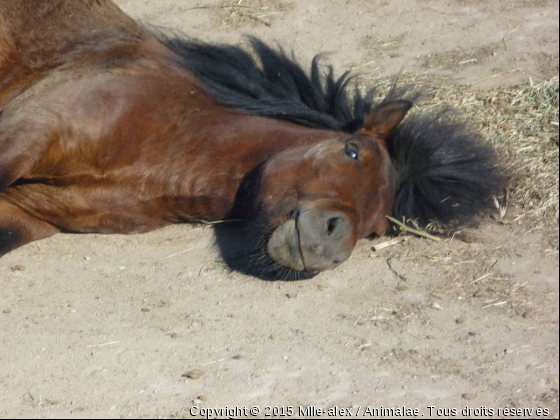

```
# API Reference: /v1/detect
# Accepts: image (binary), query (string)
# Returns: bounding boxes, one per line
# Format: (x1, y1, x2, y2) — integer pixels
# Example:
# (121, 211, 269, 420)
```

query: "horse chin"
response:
(267, 218, 306, 272)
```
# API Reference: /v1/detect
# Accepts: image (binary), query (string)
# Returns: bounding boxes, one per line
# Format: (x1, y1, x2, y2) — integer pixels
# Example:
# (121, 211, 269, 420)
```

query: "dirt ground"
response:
(1, 0, 559, 418)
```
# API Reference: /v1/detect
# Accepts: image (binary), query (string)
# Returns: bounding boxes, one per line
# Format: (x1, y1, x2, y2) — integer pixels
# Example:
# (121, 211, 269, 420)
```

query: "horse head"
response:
(240, 101, 412, 276)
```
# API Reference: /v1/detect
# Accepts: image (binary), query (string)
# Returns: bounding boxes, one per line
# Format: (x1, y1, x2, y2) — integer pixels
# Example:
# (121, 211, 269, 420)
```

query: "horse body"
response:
(0, 0, 143, 109)
(0, 45, 339, 231)
(1, 0, 505, 278)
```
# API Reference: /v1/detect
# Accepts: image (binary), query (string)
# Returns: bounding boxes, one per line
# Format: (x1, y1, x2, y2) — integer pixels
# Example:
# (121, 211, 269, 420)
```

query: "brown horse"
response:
(0, 0, 504, 279)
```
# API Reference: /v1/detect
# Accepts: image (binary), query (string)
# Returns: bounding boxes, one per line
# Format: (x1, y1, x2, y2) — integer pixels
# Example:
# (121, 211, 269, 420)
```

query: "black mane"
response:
(387, 115, 506, 225)
(155, 33, 506, 226)
(155, 35, 376, 132)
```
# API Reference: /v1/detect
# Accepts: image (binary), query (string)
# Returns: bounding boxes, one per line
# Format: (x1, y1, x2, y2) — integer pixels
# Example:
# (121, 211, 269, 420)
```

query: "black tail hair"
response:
(387, 114, 507, 226)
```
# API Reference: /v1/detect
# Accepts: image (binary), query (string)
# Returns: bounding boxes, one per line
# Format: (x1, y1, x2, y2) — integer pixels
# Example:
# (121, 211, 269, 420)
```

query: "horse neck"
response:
(160, 111, 337, 221)
(183, 109, 336, 178)
(199, 111, 334, 162)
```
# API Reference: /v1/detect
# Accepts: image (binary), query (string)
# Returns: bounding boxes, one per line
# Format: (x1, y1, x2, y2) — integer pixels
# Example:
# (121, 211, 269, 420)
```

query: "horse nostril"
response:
(326, 217, 343, 236)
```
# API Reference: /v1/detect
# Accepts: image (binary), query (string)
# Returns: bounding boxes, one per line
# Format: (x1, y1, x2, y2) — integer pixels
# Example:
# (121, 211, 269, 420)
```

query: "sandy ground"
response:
(1, 0, 559, 418)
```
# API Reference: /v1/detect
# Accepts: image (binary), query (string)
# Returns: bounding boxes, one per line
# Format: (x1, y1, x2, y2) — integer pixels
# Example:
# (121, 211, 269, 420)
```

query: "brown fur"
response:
(0, 0, 402, 272)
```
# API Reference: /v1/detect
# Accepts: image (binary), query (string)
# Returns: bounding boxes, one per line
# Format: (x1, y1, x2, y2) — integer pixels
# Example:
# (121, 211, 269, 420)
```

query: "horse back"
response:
(0, 0, 211, 196)
(0, 0, 145, 109)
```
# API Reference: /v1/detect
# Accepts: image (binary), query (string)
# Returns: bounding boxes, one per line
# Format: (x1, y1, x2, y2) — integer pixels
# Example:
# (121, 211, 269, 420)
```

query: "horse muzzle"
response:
(267, 208, 355, 273)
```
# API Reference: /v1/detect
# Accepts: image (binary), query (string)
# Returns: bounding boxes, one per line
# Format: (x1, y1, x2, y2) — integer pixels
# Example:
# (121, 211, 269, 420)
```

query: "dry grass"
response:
(211, 0, 292, 29)
(364, 74, 558, 309)
(487, 77, 559, 223)
(369, 230, 533, 314)
(421, 43, 501, 71)
(360, 35, 405, 57)
(359, 74, 559, 226)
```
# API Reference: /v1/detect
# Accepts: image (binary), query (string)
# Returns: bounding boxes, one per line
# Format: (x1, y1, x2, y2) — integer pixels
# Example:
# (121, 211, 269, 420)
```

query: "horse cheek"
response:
(373, 218, 390, 237)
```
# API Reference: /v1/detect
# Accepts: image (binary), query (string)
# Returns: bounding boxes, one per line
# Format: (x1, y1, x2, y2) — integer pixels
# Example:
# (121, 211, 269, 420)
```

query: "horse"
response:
(0, 0, 505, 279)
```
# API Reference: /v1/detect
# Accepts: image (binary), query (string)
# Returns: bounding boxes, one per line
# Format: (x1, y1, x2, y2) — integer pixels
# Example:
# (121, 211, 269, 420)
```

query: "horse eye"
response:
(345, 143, 359, 160)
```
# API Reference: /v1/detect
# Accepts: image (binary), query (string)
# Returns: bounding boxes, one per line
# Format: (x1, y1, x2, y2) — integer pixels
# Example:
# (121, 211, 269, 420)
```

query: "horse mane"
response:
(153, 32, 506, 226)
(387, 115, 506, 225)
(152, 34, 378, 132)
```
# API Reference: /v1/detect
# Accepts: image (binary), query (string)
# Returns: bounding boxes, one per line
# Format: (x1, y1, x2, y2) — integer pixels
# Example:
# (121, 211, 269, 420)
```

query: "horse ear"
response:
(363, 100, 413, 140)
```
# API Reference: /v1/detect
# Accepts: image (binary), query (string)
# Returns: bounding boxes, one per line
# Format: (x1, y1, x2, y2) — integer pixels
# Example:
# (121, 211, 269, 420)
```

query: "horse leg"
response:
(0, 111, 56, 193)
(0, 198, 60, 258)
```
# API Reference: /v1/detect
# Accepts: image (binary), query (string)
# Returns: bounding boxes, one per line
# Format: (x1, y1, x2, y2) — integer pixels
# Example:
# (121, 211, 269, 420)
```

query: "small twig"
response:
(234, 10, 272, 27)
(502, 24, 520, 51)
(372, 235, 413, 251)
(356, 341, 372, 352)
(185, 5, 257, 12)
(482, 301, 508, 309)
(202, 358, 225, 366)
(469, 69, 521, 86)
(492, 189, 509, 221)
(159, 247, 194, 261)
(86, 341, 120, 349)
(386, 216, 441, 242)
(349, 60, 376, 71)
(387, 257, 408, 282)
(453, 260, 476, 266)
(192, 219, 243, 225)
(199, 262, 213, 277)
(471, 273, 491, 284)
(510, 281, 528, 294)
(198, 261, 227, 277)
(417, 304, 430, 327)
(500, 213, 525, 225)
